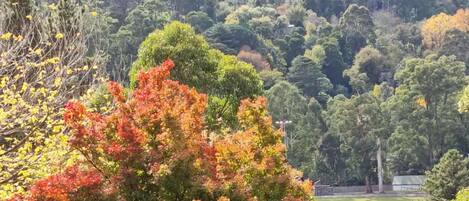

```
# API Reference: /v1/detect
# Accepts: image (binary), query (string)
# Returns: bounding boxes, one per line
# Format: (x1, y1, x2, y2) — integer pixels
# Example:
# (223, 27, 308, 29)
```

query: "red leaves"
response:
(107, 82, 125, 103)
(136, 59, 174, 89)
(14, 59, 312, 200)
(63, 101, 86, 124)
(12, 166, 105, 201)
(59, 59, 215, 198)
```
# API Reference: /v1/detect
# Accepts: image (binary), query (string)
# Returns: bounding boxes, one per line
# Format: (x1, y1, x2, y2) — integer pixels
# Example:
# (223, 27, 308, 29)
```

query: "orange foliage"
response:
(10, 59, 313, 200)
(6, 166, 106, 201)
(422, 9, 469, 50)
(454, 9, 469, 32)
(214, 97, 313, 200)
(416, 97, 428, 108)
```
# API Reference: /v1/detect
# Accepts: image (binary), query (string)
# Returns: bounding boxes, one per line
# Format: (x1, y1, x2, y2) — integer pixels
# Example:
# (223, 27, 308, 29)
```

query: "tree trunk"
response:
(365, 175, 373, 193)
(377, 138, 384, 193)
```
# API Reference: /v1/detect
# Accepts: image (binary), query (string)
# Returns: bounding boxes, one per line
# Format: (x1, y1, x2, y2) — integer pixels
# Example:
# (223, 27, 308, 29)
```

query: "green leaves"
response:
(130, 22, 263, 131)
(424, 149, 469, 201)
(287, 56, 332, 101)
(130, 21, 217, 90)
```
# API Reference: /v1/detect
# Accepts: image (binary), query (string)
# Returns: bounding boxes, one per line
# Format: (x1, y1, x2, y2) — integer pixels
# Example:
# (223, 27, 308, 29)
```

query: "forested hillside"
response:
(1, 0, 468, 200)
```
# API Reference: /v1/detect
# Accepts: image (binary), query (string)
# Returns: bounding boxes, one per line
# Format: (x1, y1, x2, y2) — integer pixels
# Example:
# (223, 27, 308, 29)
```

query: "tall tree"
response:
(338, 4, 375, 64)
(287, 56, 332, 102)
(327, 92, 387, 193)
(316, 36, 347, 86)
(387, 55, 467, 174)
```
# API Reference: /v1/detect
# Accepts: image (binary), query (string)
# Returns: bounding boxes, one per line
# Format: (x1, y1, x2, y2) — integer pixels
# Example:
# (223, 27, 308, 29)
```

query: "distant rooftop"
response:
(392, 175, 426, 185)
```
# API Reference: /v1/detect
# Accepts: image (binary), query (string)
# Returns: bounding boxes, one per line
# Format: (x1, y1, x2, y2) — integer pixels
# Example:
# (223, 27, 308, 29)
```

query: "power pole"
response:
(275, 120, 292, 154)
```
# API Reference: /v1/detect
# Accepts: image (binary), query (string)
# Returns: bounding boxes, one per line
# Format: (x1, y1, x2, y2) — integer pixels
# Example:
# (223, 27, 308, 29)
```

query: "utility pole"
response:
(275, 120, 292, 153)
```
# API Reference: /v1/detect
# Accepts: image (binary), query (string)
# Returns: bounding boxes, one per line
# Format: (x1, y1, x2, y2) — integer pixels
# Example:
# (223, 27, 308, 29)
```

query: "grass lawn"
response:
(316, 196, 426, 201)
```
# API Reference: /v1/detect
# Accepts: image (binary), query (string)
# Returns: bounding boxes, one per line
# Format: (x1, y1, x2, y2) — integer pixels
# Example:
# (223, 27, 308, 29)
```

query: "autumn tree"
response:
(9, 60, 313, 201)
(215, 97, 314, 201)
(0, 1, 106, 197)
(421, 9, 469, 50)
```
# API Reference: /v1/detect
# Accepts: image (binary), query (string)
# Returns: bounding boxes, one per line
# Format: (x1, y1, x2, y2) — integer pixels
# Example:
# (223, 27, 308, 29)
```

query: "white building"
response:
(392, 175, 426, 191)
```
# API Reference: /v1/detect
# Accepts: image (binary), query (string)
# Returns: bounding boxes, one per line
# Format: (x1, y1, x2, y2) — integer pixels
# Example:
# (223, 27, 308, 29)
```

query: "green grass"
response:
(316, 196, 425, 201)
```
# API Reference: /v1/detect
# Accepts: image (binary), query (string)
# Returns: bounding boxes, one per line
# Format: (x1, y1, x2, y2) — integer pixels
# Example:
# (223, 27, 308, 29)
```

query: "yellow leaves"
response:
(90, 11, 98, 17)
(45, 57, 60, 64)
(0, 108, 7, 122)
(13, 35, 23, 42)
(30, 107, 40, 115)
(4, 97, 18, 105)
(55, 32, 64, 40)
(0, 76, 7, 88)
(416, 97, 428, 108)
(21, 82, 29, 92)
(193, 158, 203, 169)
(422, 9, 469, 50)
(422, 13, 452, 49)
(48, 3, 58, 10)
(156, 164, 171, 176)
(54, 77, 62, 87)
(1, 32, 12, 40)
(33, 48, 43, 55)
(0, 2, 103, 198)
(52, 125, 63, 133)
(372, 85, 382, 98)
